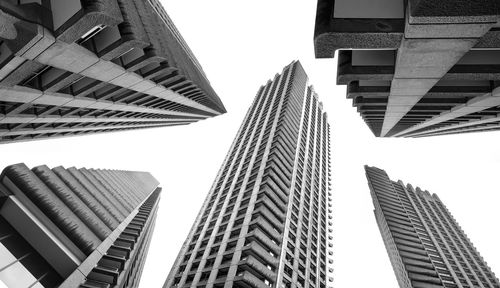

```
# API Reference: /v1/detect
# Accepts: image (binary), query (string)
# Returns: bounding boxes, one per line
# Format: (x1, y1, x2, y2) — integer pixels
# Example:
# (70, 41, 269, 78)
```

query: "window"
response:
(216, 268, 229, 279)
(199, 272, 210, 281)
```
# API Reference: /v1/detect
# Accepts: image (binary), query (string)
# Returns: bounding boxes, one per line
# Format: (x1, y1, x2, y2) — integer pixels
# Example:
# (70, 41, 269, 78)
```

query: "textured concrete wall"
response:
(0, 0, 226, 143)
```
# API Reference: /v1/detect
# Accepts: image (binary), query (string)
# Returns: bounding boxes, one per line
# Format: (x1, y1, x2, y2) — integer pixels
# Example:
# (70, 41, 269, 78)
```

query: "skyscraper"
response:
(314, 0, 500, 137)
(0, 0, 225, 144)
(0, 163, 161, 287)
(365, 165, 500, 288)
(164, 61, 333, 288)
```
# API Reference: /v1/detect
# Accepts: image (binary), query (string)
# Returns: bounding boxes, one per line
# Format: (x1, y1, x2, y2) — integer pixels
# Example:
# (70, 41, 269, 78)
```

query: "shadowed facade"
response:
(164, 61, 333, 288)
(315, 0, 500, 137)
(0, 0, 225, 144)
(0, 163, 161, 288)
(365, 166, 500, 288)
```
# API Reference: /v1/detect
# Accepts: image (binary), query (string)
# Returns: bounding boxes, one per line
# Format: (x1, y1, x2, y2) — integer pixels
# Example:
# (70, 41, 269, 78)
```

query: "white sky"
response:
(0, 0, 498, 287)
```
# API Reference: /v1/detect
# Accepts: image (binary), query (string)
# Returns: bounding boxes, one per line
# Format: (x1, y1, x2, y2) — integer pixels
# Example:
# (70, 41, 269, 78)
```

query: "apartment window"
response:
(226, 241, 237, 252)
(282, 279, 292, 288)
(230, 229, 241, 239)
(221, 254, 232, 265)
(204, 258, 215, 268)
(195, 251, 204, 259)
(221, 215, 231, 223)
(199, 240, 208, 249)
(234, 218, 244, 227)
(284, 265, 293, 277)
(298, 276, 305, 287)
(178, 265, 186, 273)
(237, 208, 247, 217)
(199, 272, 210, 281)
(209, 247, 219, 255)
(217, 224, 227, 234)
(216, 268, 229, 279)
(185, 274, 194, 284)
(190, 262, 199, 271)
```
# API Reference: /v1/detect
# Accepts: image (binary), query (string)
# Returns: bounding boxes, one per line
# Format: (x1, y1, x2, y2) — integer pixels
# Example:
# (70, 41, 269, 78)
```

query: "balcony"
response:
(238, 255, 276, 281)
(249, 216, 282, 242)
(233, 270, 273, 288)
(252, 205, 284, 231)
(242, 241, 279, 267)
(258, 190, 286, 215)
(246, 229, 281, 255)
(260, 180, 288, 203)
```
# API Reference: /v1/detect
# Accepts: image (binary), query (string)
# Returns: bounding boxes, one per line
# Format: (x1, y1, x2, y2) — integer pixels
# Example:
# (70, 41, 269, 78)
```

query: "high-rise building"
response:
(164, 61, 333, 288)
(0, 163, 161, 288)
(314, 0, 500, 137)
(365, 165, 500, 288)
(0, 0, 225, 144)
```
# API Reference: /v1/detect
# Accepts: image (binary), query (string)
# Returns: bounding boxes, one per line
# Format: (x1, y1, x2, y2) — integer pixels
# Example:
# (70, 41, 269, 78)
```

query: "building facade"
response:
(315, 0, 500, 137)
(164, 61, 333, 288)
(0, 0, 225, 144)
(0, 163, 161, 287)
(365, 166, 500, 288)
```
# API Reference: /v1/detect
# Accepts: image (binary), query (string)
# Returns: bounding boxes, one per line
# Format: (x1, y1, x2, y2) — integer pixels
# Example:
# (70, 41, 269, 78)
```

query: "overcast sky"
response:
(0, 0, 499, 287)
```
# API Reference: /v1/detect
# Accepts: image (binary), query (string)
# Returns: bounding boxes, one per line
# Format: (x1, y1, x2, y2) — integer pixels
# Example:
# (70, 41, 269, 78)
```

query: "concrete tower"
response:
(0, 163, 161, 287)
(0, 0, 225, 143)
(315, 0, 500, 137)
(164, 61, 333, 288)
(365, 166, 500, 288)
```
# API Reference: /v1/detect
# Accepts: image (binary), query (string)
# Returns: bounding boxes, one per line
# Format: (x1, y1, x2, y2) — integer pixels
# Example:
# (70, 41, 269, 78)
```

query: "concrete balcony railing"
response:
(265, 164, 291, 188)
(252, 205, 284, 232)
(339, 51, 500, 87)
(405, 264, 440, 278)
(239, 255, 276, 281)
(401, 256, 436, 271)
(246, 229, 281, 255)
(258, 190, 286, 215)
(267, 158, 292, 179)
(254, 195, 285, 220)
(250, 216, 282, 242)
(242, 241, 279, 267)
(234, 270, 272, 288)
(260, 179, 288, 204)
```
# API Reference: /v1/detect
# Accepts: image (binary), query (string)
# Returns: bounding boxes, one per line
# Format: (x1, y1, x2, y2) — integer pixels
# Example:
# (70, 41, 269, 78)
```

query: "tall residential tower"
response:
(0, 163, 161, 287)
(164, 61, 333, 288)
(0, 0, 225, 144)
(315, 0, 500, 137)
(365, 166, 500, 288)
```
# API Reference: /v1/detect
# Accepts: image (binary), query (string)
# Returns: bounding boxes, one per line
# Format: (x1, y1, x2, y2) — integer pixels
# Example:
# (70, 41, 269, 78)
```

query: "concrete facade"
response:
(314, 0, 500, 137)
(0, 163, 161, 288)
(365, 166, 500, 288)
(0, 0, 225, 144)
(164, 61, 333, 288)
